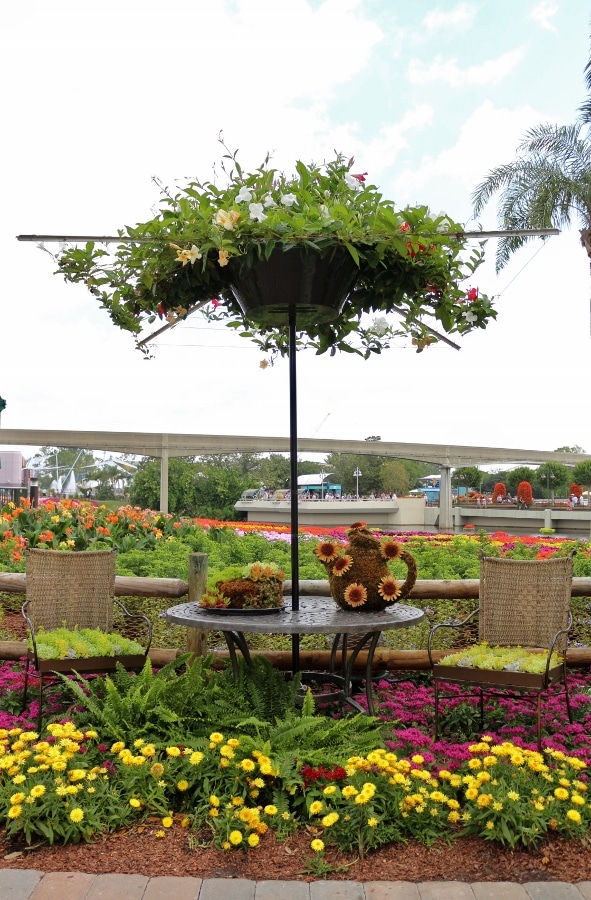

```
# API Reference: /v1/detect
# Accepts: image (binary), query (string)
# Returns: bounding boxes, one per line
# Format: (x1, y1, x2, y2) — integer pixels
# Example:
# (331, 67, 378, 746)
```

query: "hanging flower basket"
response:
(227, 245, 360, 327)
(54, 148, 495, 361)
(314, 522, 417, 612)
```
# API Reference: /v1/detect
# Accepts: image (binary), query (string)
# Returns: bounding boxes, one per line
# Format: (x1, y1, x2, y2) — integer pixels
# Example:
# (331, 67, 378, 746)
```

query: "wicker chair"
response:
(427, 555, 574, 749)
(22, 548, 152, 731)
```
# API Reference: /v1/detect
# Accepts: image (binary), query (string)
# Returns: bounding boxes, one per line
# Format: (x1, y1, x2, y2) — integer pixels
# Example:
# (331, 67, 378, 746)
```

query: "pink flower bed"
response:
(358, 672, 591, 767)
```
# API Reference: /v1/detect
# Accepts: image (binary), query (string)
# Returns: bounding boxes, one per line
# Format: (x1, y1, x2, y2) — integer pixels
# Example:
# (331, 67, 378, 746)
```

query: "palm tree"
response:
(579, 42, 591, 123)
(471, 123, 591, 272)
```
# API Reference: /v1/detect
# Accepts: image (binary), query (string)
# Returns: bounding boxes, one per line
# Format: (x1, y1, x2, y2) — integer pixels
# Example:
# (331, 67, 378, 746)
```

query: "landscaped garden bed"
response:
(1, 499, 591, 880)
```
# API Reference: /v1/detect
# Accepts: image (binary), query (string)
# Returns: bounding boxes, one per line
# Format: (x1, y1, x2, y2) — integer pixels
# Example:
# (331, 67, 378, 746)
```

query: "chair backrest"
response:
(479, 555, 573, 649)
(25, 549, 116, 632)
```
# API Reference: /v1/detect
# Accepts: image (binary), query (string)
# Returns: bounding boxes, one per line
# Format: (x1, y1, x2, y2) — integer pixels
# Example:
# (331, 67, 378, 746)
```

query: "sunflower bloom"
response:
(344, 583, 368, 608)
(377, 576, 401, 602)
(314, 541, 339, 563)
(69, 808, 84, 823)
(332, 555, 353, 576)
(380, 538, 401, 560)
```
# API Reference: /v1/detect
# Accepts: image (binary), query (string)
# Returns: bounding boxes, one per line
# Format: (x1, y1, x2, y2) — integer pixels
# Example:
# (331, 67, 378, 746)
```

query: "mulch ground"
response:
(1, 824, 591, 883)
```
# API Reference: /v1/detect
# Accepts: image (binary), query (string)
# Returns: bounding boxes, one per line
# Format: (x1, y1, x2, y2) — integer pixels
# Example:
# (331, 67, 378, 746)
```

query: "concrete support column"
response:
(544, 508, 552, 529)
(454, 506, 462, 530)
(439, 465, 453, 531)
(160, 446, 169, 514)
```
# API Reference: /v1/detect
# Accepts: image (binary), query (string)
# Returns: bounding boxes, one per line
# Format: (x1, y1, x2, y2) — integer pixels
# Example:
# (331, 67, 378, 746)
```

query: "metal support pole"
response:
(160, 448, 169, 514)
(288, 309, 300, 675)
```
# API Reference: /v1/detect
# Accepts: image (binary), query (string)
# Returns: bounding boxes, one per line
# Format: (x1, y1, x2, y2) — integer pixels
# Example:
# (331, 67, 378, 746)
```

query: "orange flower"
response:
(349, 522, 367, 530)
(380, 538, 401, 560)
(343, 583, 368, 608)
(218, 249, 230, 267)
(314, 541, 339, 563)
(377, 576, 401, 602)
(332, 555, 353, 576)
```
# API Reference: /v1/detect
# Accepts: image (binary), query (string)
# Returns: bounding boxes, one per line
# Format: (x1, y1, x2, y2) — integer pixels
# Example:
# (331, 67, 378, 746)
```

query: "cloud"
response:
(529, 1, 559, 31)
(421, 2, 476, 32)
(391, 100, 544, 220)
(407, 49, 525, 87)
(353, 105, 434, 177)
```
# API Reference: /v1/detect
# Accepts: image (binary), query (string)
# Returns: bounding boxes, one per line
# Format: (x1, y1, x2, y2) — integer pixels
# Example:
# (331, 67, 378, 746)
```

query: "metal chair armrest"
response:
(114, 599, 153, 655)
(427, 608, 479, 667)
(544, 611, 573, 685)
(21, 600, 39, 668)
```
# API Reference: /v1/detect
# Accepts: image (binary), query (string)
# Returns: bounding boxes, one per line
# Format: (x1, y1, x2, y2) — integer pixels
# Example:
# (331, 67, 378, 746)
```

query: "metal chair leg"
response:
(36, 674, 44, 734)
(563, 667, 574, 724)
(21, 660, 30, 714)
(434, 680, 440, 740)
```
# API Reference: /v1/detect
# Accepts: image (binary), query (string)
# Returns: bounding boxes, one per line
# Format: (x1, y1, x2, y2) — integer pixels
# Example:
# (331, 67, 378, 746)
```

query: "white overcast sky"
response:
(1, 0, 590, 462)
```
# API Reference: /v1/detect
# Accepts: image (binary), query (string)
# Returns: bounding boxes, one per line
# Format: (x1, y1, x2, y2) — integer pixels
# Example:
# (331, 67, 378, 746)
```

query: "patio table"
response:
(165, 596, 424, 714)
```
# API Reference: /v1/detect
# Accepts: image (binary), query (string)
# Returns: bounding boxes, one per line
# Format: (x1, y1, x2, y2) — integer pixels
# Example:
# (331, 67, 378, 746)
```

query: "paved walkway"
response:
(1, 872, 591, 900)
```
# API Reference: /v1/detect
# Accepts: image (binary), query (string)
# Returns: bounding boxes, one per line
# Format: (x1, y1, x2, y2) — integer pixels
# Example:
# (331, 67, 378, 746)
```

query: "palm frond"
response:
(472, 123, 591, 271)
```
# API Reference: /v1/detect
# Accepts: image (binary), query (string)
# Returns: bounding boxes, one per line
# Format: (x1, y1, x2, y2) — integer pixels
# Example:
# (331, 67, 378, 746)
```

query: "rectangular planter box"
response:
(29, 651, 147, 674)
(432, 662, 564, 690)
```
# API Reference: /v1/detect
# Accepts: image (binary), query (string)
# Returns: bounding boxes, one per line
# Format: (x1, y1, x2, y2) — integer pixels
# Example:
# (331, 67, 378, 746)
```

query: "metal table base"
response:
(165, 597, 424, 715)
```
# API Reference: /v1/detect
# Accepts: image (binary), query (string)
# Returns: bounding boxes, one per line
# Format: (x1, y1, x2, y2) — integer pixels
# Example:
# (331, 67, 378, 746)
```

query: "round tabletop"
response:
(165, 596, 424, 636)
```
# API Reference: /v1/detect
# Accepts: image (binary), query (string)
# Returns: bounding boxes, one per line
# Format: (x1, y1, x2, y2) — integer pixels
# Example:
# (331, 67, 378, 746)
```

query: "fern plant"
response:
(57, 655, 386, 757)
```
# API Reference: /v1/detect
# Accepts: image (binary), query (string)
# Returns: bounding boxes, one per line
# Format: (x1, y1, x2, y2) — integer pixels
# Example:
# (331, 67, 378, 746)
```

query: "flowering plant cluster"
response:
(29, 627, 144, 661)
(438, 643, 561, 674)
(1, 721, 590, 854)
(0, 497, 194, 567)
(200, 560, 286, 610)
(516, 481, 533, 507)
(492, 482, 506, 503)
(54, 148, 495, 360)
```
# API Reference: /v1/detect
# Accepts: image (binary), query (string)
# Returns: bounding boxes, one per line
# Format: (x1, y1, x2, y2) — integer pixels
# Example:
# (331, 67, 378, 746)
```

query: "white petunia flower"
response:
(372, 316, 389, 336)
(344, 174, 362, 191)
(236, 186, 253, 203)
(280, 193, 297, 207)
(464, 310, 478, 324)
(249, 202, 267, 222)
(263, 194, 277, 208)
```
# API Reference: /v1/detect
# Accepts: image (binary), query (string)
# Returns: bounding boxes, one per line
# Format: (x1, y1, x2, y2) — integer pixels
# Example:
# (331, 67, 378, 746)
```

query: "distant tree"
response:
(534, 462, 569, 503)
(130, 458, 201, 515)
(380, 460, 410, 496)
(572, 459, 591, 501)
(452, 467, 483, 490)
(555, 445, 586, 454)
(196, 453, 261, 476)
(257, 454, 290, 491)
(324, 453, 383, 496)
(506, 467, 537, 495)
(194, 462, 257, 519)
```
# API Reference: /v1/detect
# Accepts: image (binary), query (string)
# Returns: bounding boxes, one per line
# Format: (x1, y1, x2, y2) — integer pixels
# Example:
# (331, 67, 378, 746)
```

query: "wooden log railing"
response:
(2, 572, 591, 669)
(0, 572, 189, 599)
